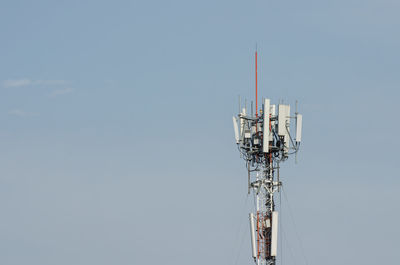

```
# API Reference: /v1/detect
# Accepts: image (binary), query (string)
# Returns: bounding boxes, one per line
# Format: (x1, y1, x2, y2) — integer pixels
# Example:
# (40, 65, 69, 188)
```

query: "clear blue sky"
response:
(0, 1, 399, 265)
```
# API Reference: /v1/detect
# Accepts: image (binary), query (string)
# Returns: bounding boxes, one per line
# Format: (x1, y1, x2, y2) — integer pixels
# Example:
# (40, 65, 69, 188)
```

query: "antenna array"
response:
(232, 96, 302, 265)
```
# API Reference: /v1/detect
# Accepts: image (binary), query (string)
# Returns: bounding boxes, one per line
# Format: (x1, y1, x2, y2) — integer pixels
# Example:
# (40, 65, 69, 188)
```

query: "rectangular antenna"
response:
(296, 114, 302, 143)
(278, 105, 288, 136)
(270, 104, 276, 141)
(278, 104, 290, 150)
(285, 105, 291, 150)
(263, 98, 270, 153)
(233, 116, 239, 143)
(240, 107, 246, 141)
(271, 211, 279, 257)
(249, 213, 257, 259)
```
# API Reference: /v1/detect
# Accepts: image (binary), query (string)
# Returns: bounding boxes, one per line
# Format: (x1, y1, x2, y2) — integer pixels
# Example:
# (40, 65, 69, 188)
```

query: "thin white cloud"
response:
(3, 79, 32, 88)
(50, 87, 74, 97)
(2, 79, 66, 88)
(8, 109, 38, 117)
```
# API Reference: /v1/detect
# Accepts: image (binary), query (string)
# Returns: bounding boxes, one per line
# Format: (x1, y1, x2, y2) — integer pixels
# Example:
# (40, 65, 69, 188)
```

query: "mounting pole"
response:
(255, 48, 258, 117)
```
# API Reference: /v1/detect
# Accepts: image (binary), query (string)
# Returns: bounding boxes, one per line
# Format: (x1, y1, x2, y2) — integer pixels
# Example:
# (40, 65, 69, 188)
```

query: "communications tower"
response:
(232, 51, 303, 265)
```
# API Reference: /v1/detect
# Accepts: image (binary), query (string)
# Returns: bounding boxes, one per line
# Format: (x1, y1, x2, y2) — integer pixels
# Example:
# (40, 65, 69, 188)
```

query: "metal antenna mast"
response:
(232, 52, 303, 265)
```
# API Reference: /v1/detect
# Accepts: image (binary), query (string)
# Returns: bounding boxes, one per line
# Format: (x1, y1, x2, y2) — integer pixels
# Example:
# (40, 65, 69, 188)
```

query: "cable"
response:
(232, 194, 249, 265)
(279, 190, 283, 265)
(281, 187, 310, 265)
(281, 222, 298, 265)
(233, 220, 249, 265)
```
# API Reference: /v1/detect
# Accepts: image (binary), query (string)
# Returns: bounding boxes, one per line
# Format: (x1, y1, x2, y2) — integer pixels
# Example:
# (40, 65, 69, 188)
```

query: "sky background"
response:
(0, 0, 399, 264)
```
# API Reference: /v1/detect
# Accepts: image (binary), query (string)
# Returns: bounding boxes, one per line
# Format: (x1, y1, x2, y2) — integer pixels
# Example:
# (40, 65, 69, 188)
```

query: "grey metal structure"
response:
(232, 98, 302, 265)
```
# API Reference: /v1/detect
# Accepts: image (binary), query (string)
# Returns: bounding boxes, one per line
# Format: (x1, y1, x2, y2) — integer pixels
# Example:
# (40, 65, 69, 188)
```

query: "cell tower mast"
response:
(232, 51, 303, 265)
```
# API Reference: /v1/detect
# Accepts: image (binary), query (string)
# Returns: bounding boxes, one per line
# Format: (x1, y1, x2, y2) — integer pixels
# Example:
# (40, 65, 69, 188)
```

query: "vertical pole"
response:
(238, 95, 241, 114)
(255, 49, 258, 117)
(256, 184, 260, 263)
(248, 166, 250, 195)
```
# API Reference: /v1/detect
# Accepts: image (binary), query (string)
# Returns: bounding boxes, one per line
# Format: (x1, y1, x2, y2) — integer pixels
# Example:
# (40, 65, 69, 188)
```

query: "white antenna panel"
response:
(240, 108, 246, 140)
(271, 211, 279, 257)
(296, 114, 302, 143)
(271, 104, 276, 116)
(269, 104, 276, 141)
(263, 98, 270, 153)
(278, 105, 290, 149)
(278, 105, 287, 136)
(285, 105, 290, 149)
(249, 213, 257, 259)
(232, 116, 239, 143)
